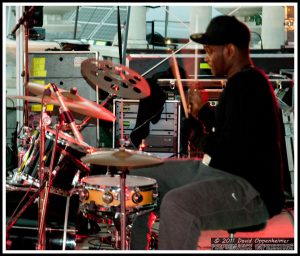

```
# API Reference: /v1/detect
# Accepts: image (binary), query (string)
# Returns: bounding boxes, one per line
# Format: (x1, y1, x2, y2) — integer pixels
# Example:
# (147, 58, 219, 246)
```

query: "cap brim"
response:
(190, 33, 227, 45)
(190, 33, 209, 44)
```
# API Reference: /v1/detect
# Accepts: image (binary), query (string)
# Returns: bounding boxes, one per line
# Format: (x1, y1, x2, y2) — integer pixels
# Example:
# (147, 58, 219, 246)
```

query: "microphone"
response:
(11, 6, 36, 34)
(50, 83, 84, 143)
(41, 112, 51, 126)
(43, 84, 51, 96)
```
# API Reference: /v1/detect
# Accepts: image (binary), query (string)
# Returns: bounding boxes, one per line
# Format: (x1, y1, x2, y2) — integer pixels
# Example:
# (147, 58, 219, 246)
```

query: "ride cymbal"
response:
(81, 59, 150, 99)
(81, 148, 163, 168)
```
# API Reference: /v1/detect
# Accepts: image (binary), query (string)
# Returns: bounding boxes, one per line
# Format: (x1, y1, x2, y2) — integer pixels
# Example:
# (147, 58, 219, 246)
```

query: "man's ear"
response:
(224, 43, 236, 59)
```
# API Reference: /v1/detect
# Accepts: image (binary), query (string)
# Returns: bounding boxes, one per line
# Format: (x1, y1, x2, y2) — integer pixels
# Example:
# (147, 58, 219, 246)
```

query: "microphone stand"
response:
(11, 7, 35, 35)
(11, 6, 36, 127)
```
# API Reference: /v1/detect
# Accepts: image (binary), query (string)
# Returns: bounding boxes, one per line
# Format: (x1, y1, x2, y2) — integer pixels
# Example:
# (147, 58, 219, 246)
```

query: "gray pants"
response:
(129, 159, 269, 250)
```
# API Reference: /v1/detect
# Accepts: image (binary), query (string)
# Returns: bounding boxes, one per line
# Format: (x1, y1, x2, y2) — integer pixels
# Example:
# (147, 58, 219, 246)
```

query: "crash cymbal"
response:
(8, 93, 116, 122)
(46, 127, 95, 154)
(81, 59, 151, 99)
(27, 82, 68, 96)
(28, 82, 84, 100)
(81, 148, 163, 168)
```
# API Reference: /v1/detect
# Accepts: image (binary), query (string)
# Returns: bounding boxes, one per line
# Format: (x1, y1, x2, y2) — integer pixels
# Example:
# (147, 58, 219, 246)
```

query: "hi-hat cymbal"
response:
(81, 59, 151, 99)
(81, 148, 163, 168)
(8, 93, 116, 122)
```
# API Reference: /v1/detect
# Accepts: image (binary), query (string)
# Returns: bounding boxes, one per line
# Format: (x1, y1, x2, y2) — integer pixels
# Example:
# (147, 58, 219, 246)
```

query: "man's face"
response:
(203, 45, 228, 77)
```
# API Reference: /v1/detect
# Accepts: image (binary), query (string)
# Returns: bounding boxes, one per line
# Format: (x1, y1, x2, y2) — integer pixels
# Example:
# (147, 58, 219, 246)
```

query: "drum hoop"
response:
(80, 175, 157, 188)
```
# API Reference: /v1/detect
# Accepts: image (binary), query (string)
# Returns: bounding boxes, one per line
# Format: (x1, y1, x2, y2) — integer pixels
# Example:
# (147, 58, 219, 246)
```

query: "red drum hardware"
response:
(6, 60, 162, 250)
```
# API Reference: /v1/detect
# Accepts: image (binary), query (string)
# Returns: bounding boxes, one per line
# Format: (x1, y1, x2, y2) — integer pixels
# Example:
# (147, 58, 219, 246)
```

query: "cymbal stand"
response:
(57, 110, 75, 251)
(100, 93, 116, 107)
(36, 93, 63, 250)
(36, 102, 49, 250)
(115, 97, 128, 250)
(118, 165, 129, 250)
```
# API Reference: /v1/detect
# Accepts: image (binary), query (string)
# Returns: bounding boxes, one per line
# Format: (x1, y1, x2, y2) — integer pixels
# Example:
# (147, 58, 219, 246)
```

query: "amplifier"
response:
(113, 99, 181, 158)
(28, 51, 99, 148)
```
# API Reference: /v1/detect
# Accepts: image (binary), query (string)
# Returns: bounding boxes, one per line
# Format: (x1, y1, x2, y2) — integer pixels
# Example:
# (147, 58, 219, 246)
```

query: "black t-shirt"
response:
(205, 66, 284, 217)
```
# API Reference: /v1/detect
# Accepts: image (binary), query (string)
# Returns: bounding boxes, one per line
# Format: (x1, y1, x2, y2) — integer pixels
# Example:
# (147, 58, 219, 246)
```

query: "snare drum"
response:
(16, 129, 90, 194)
(79, 175, 158, 219)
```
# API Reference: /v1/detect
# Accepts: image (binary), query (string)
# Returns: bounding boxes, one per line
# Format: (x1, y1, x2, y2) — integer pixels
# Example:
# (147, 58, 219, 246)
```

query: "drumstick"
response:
(171, 55, 189, 118)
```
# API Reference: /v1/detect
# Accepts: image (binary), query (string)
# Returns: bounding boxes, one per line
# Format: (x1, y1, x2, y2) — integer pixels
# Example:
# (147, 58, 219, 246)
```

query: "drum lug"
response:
(132, 191, 143, 204)
(79, 189, 89, 201)
(102, 191, 114, 205)
(132, 187, 143, 204)
(152, 189, 159, 201)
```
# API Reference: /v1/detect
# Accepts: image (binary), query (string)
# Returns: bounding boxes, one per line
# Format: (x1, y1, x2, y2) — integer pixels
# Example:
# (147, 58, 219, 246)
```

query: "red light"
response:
(146, 212, 157, 250)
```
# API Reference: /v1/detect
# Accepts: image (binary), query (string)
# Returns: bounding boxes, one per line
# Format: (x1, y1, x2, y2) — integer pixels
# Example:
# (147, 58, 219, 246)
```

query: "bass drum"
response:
(78, 175, 158, 221)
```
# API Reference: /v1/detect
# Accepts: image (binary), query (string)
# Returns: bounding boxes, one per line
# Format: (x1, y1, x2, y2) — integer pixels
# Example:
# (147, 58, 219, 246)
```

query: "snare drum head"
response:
(81, 175, 157, 187)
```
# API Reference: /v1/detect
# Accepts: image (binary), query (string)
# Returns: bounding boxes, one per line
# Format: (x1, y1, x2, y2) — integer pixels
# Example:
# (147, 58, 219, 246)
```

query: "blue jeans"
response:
(129, 159, 269, 250)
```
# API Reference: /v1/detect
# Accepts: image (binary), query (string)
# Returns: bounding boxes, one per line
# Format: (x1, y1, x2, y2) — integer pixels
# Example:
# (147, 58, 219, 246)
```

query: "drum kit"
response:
(6, 59, 163, 250)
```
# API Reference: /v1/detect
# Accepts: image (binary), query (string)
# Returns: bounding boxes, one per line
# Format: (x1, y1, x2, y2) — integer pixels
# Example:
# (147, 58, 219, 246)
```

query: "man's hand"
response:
(187, 89, 208, 118)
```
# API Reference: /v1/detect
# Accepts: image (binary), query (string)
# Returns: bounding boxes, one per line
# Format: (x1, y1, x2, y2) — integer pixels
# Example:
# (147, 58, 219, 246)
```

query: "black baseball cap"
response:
(190, 15, 250, 49)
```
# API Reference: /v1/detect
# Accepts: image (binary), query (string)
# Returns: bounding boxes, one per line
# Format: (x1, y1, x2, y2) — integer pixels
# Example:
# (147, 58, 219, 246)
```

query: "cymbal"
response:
(46, 127, 95, 154)
(27, 82, 87, 100)
(81, 59, 151, 99)
(8, 93, 116, 122)
(81, 148, 163, 168)
(27, 82, 68, 96)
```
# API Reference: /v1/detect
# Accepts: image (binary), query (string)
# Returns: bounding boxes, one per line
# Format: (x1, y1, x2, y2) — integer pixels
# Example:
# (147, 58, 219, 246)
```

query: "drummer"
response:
(129, 15, 285, 250)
